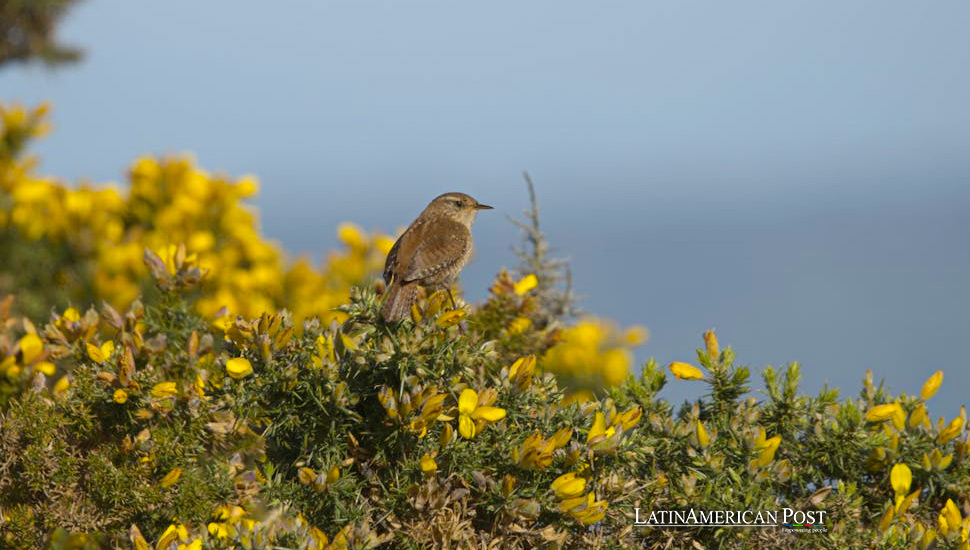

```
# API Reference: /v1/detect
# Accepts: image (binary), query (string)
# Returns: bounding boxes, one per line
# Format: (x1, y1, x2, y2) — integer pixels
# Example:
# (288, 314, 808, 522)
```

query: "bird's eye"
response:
(454, 200, 463, 208)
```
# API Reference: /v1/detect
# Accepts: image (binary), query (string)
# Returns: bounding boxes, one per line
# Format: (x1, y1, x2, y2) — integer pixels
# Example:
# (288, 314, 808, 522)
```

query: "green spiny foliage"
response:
(0, 241, 967, 550)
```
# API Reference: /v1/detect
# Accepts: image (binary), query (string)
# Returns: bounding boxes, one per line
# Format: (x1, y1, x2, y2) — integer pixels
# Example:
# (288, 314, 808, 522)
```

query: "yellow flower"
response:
(457, 388, 506, 439)
(587, 412, 615, 443)
(439, 423, 454, 449)
(18, 333, 43, 364)
(925, 448, 954, 471)
(377, 386, 400, 420)
(157, 243, 189, 276)
(939, 417, 963, 444)
(402, 391, 448, 439)
(307, 526, 329, 549)
(502, 474, 516, 495)
(890, 463, 911, 496)
(130, 525, 150, 550)
(53, 376, 71, 395)
(558, 493, 589, 513)
(513, 428, 572, 470)
(507, 316, 532, 335)
(160, 467, 182, 488)
(891, 405, 907, 431)
(696, 420, 710, 448)
(619, 407, 642, 431)
(921, 370, 943, 400)
(513, 274, 538, 295)
(909, 403, 929, 429)
(436, 308, 467, 328)
(703, 329, 719, 358)
(1, 357, 17, 380)
(212, 314, 233, 332)
(419, 453, 438, 474)
(541, 318, 643, 390)
(601, 349, 630, 386)
(235, 175, 259, 197)
(297, 466, 318, 486)
(113, 389, 129, 404)
(34, 361, 56, 376)
(151, 381, 178, 398)
(226, 357, 253, 379)
(207, 521, 229, 539)
(508, 355, 537, 390)
(86, 341, 115, 364)
(623, 326, 648, 346)
(551, 472, 586, 499)
(409, 303, 423, 323)
(669, 362, 704, 380)
(374, 235, 396, 255)
(865, 402, 902, 422)
(572, 493, 608, 525)
(755, 435, 782, 467)
(339, 332, 358, 351)
(878, 505, 895, 533)
(940, 499, 962, 535)
(61, 307, 80, 323)
(187, 230, 215, 252)
(337, 222, 367, 249)
(895, 488, 919, 515)
(157, 522, 189, 550)
(326, 465, 340, 485)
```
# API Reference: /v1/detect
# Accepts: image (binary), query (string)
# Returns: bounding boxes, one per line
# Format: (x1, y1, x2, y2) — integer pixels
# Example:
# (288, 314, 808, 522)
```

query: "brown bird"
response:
(381, 192, 493, 322)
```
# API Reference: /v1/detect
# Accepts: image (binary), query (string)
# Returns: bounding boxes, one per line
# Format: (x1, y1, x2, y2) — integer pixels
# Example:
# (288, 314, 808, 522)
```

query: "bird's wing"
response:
(384, 218, 426, 284)
(402, 220, 471, 283)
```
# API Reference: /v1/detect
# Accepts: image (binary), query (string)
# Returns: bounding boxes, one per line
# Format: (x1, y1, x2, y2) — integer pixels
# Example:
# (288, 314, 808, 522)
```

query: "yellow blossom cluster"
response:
(749, 427, 782, 470)
(2, 329, 56, 384)
(551, 471, 607, 525)
(457, 387, 507, 439)
(378, 383, 451, 439)
(543, 400, 641, 526)
(541, 318, 647, 391)
(296, 465, 341, 493)
(0, 101, 393, 324)
(378, 383, 507, 443)
(865, 369, 970, 547)
(864, 370, 967, 474)
(129, 506, 353, 550)
(512, 427, 573, 469)
(585, 402, 641, 454)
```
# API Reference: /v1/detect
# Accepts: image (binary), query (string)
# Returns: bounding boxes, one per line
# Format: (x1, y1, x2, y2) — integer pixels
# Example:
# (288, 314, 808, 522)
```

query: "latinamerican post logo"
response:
(634, 508, 828, 533)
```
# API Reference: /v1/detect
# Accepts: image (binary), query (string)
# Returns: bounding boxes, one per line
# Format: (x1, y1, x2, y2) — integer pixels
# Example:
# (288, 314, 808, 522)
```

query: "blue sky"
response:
(2, 0, 969, 413)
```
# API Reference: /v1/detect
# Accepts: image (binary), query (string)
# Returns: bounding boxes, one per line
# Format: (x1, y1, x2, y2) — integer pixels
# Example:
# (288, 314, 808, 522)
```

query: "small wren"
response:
(381, 192, 493, 322)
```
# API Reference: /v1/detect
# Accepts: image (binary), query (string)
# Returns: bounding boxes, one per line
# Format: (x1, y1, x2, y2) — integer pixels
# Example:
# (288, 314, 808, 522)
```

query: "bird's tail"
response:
(381, 282, 418, 322)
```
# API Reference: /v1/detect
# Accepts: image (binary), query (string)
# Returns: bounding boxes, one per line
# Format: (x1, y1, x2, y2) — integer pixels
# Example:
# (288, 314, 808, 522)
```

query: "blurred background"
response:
(2, 0, 968, 413)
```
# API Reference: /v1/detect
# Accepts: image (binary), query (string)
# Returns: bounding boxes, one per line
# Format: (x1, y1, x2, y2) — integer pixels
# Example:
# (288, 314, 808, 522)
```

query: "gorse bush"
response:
(0, 102, 968, 550)
(0, 102, 392, 324)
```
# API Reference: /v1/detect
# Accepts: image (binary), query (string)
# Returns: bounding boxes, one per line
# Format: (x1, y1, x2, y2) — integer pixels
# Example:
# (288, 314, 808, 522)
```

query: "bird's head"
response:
(425, 192, 493, 225)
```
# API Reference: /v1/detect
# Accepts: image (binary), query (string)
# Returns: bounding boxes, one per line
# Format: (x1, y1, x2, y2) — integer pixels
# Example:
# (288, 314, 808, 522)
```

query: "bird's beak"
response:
(475, 203, 494, 210)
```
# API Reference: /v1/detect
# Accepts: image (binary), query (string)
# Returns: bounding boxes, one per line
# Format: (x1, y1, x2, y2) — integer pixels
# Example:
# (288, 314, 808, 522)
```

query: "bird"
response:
(381, 192, 493, 322)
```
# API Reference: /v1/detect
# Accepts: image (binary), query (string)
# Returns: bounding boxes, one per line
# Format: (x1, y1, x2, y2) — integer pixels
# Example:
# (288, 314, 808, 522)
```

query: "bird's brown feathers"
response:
(380, 192, 485, 322)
